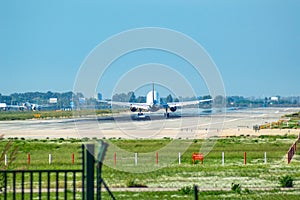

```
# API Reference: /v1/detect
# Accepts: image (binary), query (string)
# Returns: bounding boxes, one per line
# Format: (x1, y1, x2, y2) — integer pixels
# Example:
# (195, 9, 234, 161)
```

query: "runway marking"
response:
(161, 113, 269, 130)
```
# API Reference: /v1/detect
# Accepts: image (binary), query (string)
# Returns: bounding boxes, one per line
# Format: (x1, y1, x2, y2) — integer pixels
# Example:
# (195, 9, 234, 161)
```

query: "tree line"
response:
(1, 91, 299, 110)
(0, 91, 84, 109)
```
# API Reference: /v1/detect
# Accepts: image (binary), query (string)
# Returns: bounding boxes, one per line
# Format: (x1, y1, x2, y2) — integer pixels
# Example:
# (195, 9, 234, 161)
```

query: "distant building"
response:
(0, 103, 7, 110)
(270, 97, 279, 101)
(97, 93, 102, 101)
(49, 98, 58, 104)
(79, 98, 86, 105)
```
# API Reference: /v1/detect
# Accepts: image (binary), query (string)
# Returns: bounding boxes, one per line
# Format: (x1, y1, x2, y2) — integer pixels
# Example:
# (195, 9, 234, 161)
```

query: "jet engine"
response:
(130, 106, 137, 112)
(170, 106, 177, 112)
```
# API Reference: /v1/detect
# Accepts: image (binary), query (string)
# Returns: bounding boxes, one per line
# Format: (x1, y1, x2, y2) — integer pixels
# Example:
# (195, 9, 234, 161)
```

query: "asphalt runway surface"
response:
(0, 107, 299, 139)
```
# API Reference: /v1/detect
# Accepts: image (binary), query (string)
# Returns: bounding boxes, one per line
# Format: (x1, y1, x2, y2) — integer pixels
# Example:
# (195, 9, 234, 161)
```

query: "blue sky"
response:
(0, 0, 299, 98)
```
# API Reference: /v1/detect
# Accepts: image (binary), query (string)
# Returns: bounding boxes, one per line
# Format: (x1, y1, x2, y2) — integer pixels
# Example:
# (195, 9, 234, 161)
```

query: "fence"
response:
(2, 169, 83, 200)
(0, 143, 114, 200)
(287, 133, 300, 164)
(111, 151, 269, 166)
(3, 153, 76, 166)
(1, 145, 85, 200)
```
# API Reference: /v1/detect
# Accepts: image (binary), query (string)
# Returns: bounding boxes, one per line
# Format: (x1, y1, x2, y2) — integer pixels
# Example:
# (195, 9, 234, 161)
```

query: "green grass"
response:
(5, 190, 300, 200)
(1, 136, 300, 199)
(0, 109, 113, 120)
(1, 139, 82, 170)
(258, 111, 300, 129)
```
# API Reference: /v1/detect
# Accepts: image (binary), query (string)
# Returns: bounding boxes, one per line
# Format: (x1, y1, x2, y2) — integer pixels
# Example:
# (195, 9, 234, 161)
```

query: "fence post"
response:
(81, 145, 85, 200)
(194, 185, 198, 200)
(28, 153, 30, 165)
(4, 154, 7, 166)
(86, 144, 95, 200)
(72, 153, 75, 164)
(135, 153, 138, 166)
(222, 152, 224, 166)
(114, 152, 116, 166)
(288, 148, 291, 164)
(156, 152, 158, 165)
(49, 154, 52, 165)
(264, 152, 267, 164)
(244, 152, 246, 165)
(178, 152, 181, 165)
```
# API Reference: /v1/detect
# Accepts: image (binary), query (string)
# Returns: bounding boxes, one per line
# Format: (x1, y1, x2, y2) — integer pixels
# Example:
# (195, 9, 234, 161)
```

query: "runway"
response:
(0, 107, 299, 139)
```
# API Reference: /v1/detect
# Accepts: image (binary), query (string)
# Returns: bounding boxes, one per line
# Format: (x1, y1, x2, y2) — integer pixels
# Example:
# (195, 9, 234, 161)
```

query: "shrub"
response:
(126, 179, 147, 188)
(231, 182, 241, 194)
(81, 137, 89, 142)
(179, 186, 193, 195)
(244, 188, 250, 194)
(279, 175, 293, 188)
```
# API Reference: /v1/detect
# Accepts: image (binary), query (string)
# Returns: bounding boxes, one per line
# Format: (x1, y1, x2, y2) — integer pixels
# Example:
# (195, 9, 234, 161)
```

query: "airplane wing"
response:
(7, 105, 26, 110)
(108, 101, 131, 107)
(167, 99, 212, 107)
(129, 103, 149, 110)
(107, 101, 149, 110)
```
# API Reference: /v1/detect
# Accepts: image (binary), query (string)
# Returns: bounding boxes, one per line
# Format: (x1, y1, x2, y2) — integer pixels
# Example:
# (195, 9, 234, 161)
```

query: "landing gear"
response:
(134, 112, 150, 120)
(138, 108, 142, 116)
(164, 108, 170, 118)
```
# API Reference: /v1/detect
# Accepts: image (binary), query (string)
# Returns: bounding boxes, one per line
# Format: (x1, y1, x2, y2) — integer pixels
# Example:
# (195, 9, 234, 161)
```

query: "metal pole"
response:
(49, 154, 52, 165)
(135, 153, 138, 166)
(28, 153, 30, 165)
(86, 144, 95, 200)
(222, 152, 224, 166)
(4, 171, 7, 200)
(81, 144, 85, 200)
(4, 154, 7, 166)
(264, 152, 267, 164)
(13, 172, 16, 200)
(72, 153, 75, 164)
(97, 162, 102, 200)
(194, 185, 198, 200)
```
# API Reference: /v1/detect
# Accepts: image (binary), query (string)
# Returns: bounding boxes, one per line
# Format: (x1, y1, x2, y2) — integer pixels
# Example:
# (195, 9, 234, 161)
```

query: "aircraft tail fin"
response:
(152, 82, 155, 103)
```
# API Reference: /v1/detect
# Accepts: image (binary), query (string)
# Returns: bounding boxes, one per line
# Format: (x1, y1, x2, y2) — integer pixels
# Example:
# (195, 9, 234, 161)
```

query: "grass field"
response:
(0, 109, 113, 120)
(1, 135, 299, 199)
(7, 190, 300, 200)
(259, 111, 300, 130)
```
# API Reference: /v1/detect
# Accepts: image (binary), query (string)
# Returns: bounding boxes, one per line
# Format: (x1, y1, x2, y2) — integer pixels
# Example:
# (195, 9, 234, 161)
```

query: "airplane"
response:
(24, 102, 56, 111)
(0, 102, 48, 111)
(24, 102, 42, 111)
(0, 103, 26, 111)
(110, 83, 212, 119)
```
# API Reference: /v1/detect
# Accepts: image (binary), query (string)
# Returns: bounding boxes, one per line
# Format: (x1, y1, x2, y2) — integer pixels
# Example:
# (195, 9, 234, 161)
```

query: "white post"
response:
(264, 152, 267, 164)
(178, 152, 181, 165)
(5, 154, 8, 166)
(222, 152, 224, 166)
(134, 153, 138, 166)
(49, 154, 52, 165)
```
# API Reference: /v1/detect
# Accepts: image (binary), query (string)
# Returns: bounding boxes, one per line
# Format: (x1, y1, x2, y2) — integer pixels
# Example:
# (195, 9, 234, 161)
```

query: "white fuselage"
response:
(146, 90, 160, 112)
